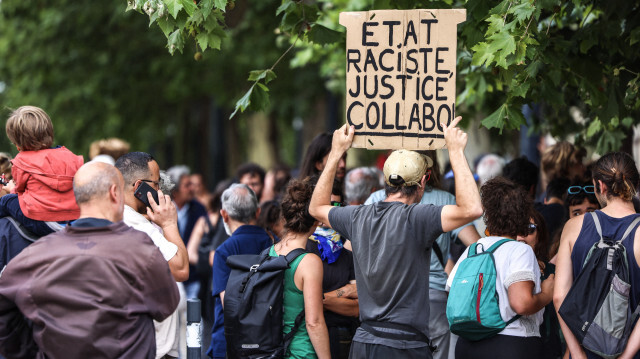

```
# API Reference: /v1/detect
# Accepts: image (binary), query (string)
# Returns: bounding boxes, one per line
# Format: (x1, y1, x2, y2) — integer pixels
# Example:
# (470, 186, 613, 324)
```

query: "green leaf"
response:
(586, 118, 602, 138)
(206, 32, 222, 50)
(510, 2, 535, 25)
(579, 37, 598, 54)
(196, 32, 210, 51)
(163, 0, 183, 19)
(157, 16, 176, 38)
(248, 69, 277, 84)
(149, 9, 161, 26)
(276, 1, 295, 16)
(180, 0, 197, 16)
(230, 85, 253, 119)
(525, 60, 543, 78)
(201, 0, 214, 19)
(167, 29, 185, 54)
(249, 82, 270, 111)
(190, 8, 206, 25)
(514, 42, 527, 64)
(489, 0, 511, 15)
(471, 42, 494, 67)
(308, 24, 343, 45)
(511, 81, 530, 98)
(505, 103, 526, 129)
(596, 129, 626, 154)
(203, 11, 221, 32)
(487, 30, 516, 68)
(214, 0, 227, 11)
(481, 104, 508, 131)
(622, 117, 634, 128)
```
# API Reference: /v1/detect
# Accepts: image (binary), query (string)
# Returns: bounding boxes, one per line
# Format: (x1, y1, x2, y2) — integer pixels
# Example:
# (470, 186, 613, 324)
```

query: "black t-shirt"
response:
(305, 238, 357, 328)
(305, 238, 355, 292)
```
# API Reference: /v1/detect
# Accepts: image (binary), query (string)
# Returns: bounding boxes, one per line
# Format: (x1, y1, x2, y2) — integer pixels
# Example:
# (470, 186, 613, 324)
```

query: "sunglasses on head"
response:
(568, 185, 595, 194)
(528, 223, 538, 235)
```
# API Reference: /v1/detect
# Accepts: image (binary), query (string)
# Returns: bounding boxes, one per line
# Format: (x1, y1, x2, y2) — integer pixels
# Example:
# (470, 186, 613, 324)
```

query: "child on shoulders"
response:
(0, 106, 84, 236)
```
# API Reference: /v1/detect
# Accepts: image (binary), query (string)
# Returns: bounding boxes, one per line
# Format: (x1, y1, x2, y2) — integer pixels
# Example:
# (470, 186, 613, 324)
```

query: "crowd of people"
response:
(0, 105, 639, 359)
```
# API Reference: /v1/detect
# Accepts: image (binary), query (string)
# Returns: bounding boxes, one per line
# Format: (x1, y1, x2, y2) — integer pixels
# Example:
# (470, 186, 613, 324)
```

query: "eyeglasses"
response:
(528, 223, 538, 235)
(137, 179, 159, 187)
(568, 185, 595, 194)
(330, 201, 343, 207)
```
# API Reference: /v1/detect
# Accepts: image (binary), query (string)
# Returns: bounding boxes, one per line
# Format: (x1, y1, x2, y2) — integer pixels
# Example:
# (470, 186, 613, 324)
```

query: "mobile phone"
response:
(134, 181, 159, 209)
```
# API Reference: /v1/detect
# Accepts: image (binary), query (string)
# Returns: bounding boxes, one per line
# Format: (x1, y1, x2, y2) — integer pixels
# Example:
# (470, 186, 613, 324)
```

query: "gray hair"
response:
(159, 170, 175, 193)
(166, 165, 190, 190)
(476, 154, 505, 186)
(345, 167, 382, 204)
(221, 183, 258, 223)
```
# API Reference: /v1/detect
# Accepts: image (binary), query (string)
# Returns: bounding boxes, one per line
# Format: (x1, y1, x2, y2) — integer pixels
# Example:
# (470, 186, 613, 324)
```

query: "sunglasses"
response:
(528, 223, 538, 235)
(330, 201, 343, 207)
(568, 185, 595, 194)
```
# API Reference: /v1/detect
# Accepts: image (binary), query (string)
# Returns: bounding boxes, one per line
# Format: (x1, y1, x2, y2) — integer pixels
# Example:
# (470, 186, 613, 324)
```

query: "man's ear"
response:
(596, 179, 607, 195)
(254, 207, 262, 221)
(220, 209, 230, 223)
(420, 174, 427, 188)
(109, 184, 119, 203)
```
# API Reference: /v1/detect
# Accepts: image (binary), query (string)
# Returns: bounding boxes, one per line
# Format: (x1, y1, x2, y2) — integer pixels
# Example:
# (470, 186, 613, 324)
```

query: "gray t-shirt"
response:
(329, 201, 443, 347)
(365, 188, 471, 291)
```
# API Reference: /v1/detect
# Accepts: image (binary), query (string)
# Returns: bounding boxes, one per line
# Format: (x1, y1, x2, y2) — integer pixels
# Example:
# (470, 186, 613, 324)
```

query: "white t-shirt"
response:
(446, 236, 543, 337)
(122, 204, 180, 358)
(123, 205, 178, 261)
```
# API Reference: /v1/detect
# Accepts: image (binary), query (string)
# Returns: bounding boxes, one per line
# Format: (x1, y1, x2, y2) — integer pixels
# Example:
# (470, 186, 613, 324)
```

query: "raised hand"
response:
(443, 116, 467, 153)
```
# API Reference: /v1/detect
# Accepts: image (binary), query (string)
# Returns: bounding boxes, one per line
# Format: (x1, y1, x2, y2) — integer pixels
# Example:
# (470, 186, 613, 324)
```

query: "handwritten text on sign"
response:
(339, 9, 466, 149)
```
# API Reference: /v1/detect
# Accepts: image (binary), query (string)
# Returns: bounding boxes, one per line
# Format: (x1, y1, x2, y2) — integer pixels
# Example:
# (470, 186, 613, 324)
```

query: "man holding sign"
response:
(309, 117, 482, 358)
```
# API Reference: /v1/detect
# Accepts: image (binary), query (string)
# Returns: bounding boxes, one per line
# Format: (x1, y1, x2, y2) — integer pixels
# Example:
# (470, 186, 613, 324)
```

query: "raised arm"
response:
(553, 216, 587, 359)
(440, 117, 483, 233)
(309, 124, 354, 227)
(146, 190, 189, 282)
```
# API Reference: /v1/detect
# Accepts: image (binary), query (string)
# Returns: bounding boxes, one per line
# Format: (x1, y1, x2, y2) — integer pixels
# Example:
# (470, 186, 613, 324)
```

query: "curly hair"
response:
(592, 152, 639, 201)
(281, 178, 316, 234)
(481, 177, 534, 239)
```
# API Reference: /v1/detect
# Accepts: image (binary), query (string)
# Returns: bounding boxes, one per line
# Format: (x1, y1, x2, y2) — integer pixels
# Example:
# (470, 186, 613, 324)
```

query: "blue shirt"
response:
(365, 188, 472, 291)
(208, 225, 273, 358)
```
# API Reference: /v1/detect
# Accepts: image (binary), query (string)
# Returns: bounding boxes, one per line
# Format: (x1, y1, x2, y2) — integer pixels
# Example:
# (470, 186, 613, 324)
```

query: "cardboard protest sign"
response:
(339, 9, 466, 150)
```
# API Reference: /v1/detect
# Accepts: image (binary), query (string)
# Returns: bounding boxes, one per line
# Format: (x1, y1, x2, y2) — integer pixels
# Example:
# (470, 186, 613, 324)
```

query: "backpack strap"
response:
(486, 238, 514, 253)
(284, 248, 307, 265)
(505, 314, 521, 326)
(283, 310, 306, 355)
(590, 211, 604, 241)
(620, 216, 640, 243)
(432, 242, 445, 268)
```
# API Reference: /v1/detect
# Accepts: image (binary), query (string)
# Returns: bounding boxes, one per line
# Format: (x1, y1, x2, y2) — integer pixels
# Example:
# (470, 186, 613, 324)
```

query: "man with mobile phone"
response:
(115, 152, 189, 359)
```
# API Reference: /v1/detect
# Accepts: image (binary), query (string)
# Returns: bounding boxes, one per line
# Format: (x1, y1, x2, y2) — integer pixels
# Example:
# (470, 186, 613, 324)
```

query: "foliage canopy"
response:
(130, 0, 640, 153)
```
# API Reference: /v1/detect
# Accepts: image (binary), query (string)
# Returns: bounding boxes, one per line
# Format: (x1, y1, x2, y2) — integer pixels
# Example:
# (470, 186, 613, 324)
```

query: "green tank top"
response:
(269, 245, 316, 359)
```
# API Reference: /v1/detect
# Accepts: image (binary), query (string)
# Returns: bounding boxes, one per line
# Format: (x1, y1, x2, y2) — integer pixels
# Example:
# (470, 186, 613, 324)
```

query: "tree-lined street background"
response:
(1, 0, 638, 186)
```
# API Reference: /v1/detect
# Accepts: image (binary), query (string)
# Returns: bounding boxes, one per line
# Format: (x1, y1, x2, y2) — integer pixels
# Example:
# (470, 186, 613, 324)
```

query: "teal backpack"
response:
(446, 238, 520, 341)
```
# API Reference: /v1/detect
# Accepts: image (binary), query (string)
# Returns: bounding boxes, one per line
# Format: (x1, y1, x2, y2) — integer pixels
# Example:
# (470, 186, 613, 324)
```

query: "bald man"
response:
(0, 162, 179, 359)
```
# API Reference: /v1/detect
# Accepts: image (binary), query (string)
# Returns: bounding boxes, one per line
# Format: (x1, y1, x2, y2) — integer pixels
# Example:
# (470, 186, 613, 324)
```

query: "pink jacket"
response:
(11, 146, 84, 221)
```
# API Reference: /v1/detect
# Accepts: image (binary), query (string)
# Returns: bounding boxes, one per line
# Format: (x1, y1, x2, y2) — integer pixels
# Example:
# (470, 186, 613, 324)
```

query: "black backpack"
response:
(558, 212, 640, 358)
(224, 247, 306, 359)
